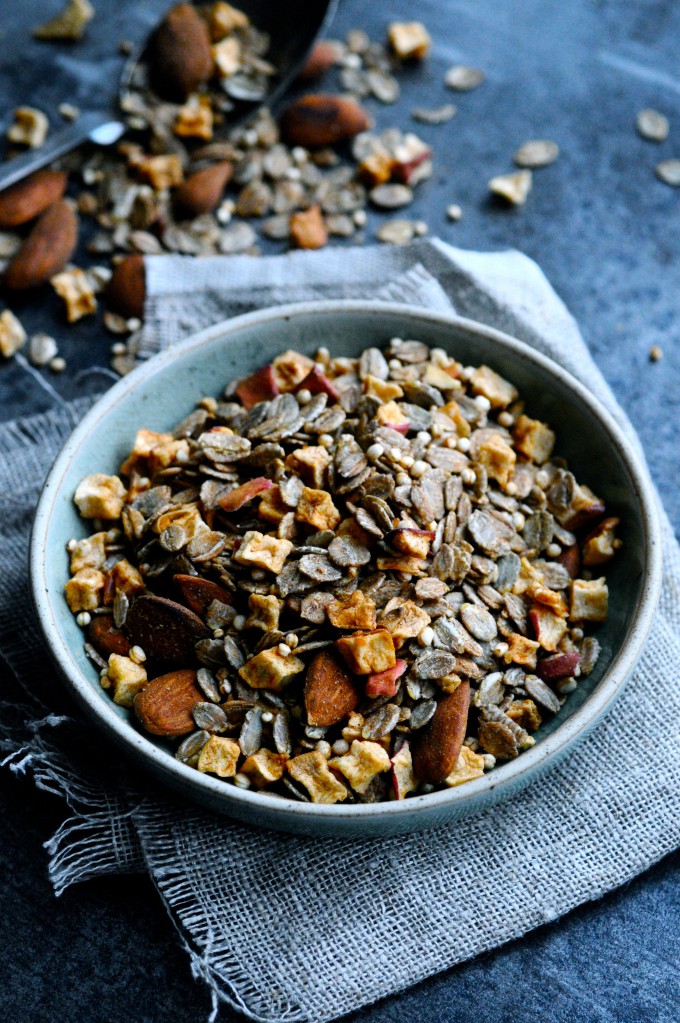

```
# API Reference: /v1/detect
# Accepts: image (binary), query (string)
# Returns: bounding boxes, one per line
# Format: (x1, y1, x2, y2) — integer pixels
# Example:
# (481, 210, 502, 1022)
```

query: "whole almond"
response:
(0, 169, 67, 228)
(4, 199, 77, 290)
(298, 41, 337, 82)
(280, 94, 371, 148)
(87, 617, 132, 658)
(125, 594, 210, 664)
(304, 649, 361, 727)
(174, 161, 233, 217)
(411, 681, 471, 783)
(134, 669, 202, 736)
(174, 574, 233, 618)
(289, 204, 328, 250)
(106, 254, 145, 319)
(149, 3, 214, 102)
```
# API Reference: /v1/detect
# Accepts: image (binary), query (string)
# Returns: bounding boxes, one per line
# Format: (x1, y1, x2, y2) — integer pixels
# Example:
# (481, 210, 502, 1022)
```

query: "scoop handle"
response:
(0, 111, 124, 193)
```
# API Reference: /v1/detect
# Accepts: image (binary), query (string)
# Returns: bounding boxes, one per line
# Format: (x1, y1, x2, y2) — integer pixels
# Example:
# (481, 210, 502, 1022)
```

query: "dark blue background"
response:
(1, 1, 678, 1021)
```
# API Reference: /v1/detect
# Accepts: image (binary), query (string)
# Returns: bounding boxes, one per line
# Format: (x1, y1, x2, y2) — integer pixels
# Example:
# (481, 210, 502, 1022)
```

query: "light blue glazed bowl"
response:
(30, 302, 662, 836)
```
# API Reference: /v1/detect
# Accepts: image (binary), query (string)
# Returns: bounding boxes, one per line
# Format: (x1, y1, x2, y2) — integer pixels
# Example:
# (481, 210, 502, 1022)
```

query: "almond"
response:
(0, 169, 67, 228)
(411, 680, 471, 783)
(173, 574, 233, 618)
(87, 616, 132, 658)
(280, 94, 371, 149)
(304, 649, 361, 727)
(174, 161, 233, 217)
(297, 41, 337, 81)
(134, 668, 202, 736)
(125, 594, 210, 663)
(289, 204, 328, 249)
(106, 254, 145, 319)
(3, 199, 77, 290)
(149, 3, 214, 102)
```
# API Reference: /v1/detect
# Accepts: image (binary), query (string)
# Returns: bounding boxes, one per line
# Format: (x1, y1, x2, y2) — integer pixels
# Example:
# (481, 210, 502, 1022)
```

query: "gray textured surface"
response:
(0, 0, 679, 1021)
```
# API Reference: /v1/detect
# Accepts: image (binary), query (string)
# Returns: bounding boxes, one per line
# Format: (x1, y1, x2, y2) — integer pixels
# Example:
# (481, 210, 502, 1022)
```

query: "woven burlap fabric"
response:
(1, 240, 678, 1023)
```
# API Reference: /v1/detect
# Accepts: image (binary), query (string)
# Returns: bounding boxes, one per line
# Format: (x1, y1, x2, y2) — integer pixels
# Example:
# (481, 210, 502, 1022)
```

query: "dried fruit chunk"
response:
(529, 604, 567, 652)
(219, 477, 274, 513)
(444, 746, 486, 787)
(295, 366, 340, 402)
(271, 349, 315, 391)
(106, 254, 145, 319)
(4, 200, 78, 290)
(280, 95, 371, 148)
(245, 593, 283, 632)
(391, 742, 417, 799)
(287, 751, 348, 803)
(335, 628, 396, 675)
(513, 414, 555, 464)
(570, 577, 608, 622)
(329, 739, 391, 793)
(387, 527, 434, 558)
(304, 650, 361, 727)
(134, 669, 203, 736)
(582, 517, 620, 566)
(537, 650, 580, 682)
(103, 653, 148, 707)
(289, 204, 328, 249)
(0, 310, 27, 358)
(285, 445, 331, 488)
(295, 487, 341, 531)
(411, 681, 470, 783)
(74, 473, 126, 519)
(506, 699, 542, 732)
(51, 267, 97, 323)
(174, 162, 233, 216)
(125, 595, 210, 663)
(235, 365, 279, 409)
(174, 575, 232, 617)
(149, 3, 214, 102)
(489, 170, 532, 205)
(327, 590, 377, 630)
(174, 96, 214, 141)
(209, 1, 249, 40)
(503, 632, 541, 669)
(378, 599, 431, 646)
(197, 736, 241, 777)
(470, 365, 519, 408)
(476, 433, 516, 488)
(0, 170, 67, 229)
(7, 107, 49, 149)
(240, 748, 289, 787)
(234, 530, 293, 574)
(64, 568, 105, 612)
(33, 0, 94, 40)
(238, 648, 305, 690)
(365, 659, 407, 698)
(388, 22, 431, 60)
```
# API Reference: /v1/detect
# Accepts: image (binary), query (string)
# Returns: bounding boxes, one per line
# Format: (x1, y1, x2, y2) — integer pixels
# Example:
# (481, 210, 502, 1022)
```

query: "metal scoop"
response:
(0, 0, 335, 193)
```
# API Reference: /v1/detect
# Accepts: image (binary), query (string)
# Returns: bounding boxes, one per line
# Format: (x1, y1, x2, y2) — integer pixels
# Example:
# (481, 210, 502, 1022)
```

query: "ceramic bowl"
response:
(30, 301, 662, 836)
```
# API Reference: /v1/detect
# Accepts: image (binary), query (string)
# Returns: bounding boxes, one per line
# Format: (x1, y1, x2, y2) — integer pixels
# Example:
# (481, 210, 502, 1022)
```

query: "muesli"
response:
(65, 339, 620, 803)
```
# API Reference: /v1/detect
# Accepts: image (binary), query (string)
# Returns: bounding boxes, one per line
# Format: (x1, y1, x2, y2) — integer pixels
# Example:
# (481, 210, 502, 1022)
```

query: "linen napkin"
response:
(2, 239, 678, 1023)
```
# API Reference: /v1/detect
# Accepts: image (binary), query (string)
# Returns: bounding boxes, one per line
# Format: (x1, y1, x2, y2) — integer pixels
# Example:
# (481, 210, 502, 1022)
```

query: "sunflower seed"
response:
(460, 602, 497, 642)
(113, 589, 129, 629)
(636, 108, 669, 142)
(409, 698, 437, 730)
(298, 554, 343, 583)
(362, 702, 400, 738)
(655, 159, 680, 186)
(580, 636, 601, 676)
(414, 648, 458, 679)
(193, 701, 229, 733)
(369, 183, 414, 209)
(196, 667, 221, 703)
(239, 706, 263, 756)
(445, 65, 485, 91)
(176, 730, 210, 764)
(412, 104, 456, 124)
(513, 139, 559, 168)
(273, 709, 293, 755)
(524, 675, 561, 714)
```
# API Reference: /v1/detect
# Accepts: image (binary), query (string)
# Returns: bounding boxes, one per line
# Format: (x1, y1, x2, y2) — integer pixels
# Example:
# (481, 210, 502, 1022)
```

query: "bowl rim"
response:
(30, 299, 663, 824)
